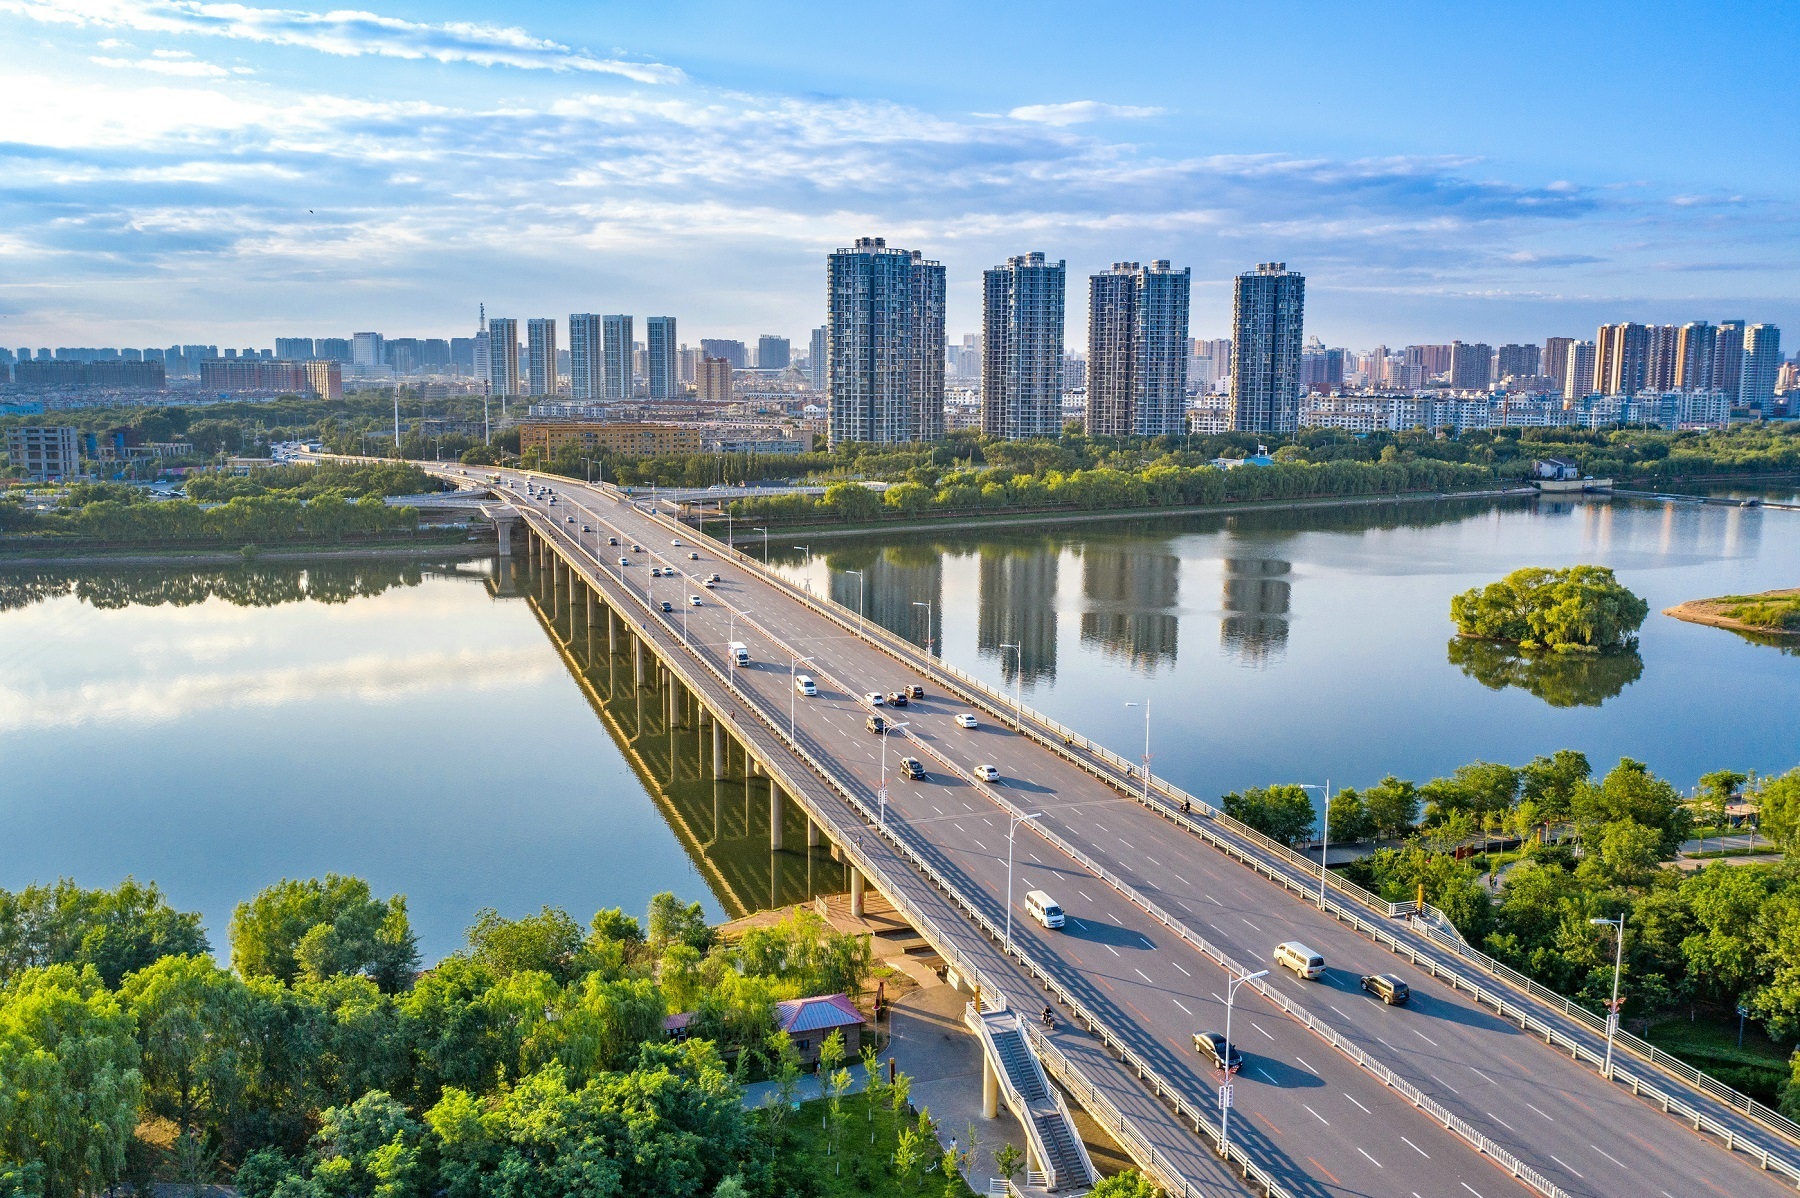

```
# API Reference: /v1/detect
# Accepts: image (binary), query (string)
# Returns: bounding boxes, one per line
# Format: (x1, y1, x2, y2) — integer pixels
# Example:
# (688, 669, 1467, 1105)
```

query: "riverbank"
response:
(0, 534, 493, 569)
(1664, 588, 1800, 637)
(696, 484, 1539, 540)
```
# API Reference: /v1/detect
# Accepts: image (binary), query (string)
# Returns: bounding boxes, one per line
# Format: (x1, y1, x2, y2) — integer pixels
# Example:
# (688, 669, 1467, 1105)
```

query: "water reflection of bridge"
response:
(499, 559, 846, 919)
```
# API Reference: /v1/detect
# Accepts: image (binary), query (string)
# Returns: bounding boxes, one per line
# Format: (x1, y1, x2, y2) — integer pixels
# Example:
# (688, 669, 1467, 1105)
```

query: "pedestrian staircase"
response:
(967, 1004, 1094, 1192)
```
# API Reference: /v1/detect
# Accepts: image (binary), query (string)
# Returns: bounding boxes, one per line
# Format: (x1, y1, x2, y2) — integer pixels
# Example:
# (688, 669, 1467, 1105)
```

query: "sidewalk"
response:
(886, 983, 1029, 1186)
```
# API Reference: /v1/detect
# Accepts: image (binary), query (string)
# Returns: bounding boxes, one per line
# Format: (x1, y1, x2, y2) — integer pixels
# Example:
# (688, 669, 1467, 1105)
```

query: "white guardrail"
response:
(502, 499, 1244, 1198)
(608, 489, 1800, 1190)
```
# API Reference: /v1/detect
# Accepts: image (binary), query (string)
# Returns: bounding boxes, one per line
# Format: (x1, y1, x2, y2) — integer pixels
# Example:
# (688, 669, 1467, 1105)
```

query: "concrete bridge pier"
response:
(850, 866, 865, 919)
(633, 635, 644, 684)
(982, 1051, 1001, 1120)
(607, 607, 617, 654)
(806, 817, 822, 849)
(711, 721, 724, 776)
(667, 675, 679, 729)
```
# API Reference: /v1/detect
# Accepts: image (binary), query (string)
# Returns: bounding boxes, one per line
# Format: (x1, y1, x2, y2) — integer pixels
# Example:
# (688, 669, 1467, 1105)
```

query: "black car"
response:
(660, 601, 673, 613)
(887, 691, 909, 707)
(1193, 1031, 1243, 1072)
(907, 684, 925, 698)
(1360, 974, 1410, 1005)
(899, 757, 926, 780)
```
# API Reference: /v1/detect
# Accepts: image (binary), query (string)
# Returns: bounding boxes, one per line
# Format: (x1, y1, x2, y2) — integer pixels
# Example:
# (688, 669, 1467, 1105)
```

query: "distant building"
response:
(518, 421, 702, 458)
(1713, 321, 1746, 401)
(826, 236, 946, 445)
(13, 360, 165, 390)
(526, 318, 558, 398)
(1542, 337, 1575, 392)
(603, 316, 633, 400)
(698, 356, 732, 403)
(1646, 324, 1680, 392)
(700, 338, 747, 369)
(1675, 322, 1715, 392)
(1742, 324, 1783, 414)
(646, 317, 679, 400)
(5, 425, 81, 480)
(304, 360, 344, 400)
(981, 251, 1066, 439)
(1564, 341, 1597, 401)
(1495, 343, 1540, 382)
(275, 337, 314, 360)
(351, 332, 384, 368)
(486, 318, 520, 397)
(756, 335, 790, 370)
(1533, 458, 1581, 481)
(1228, 262, 1303, 434)
(1087, 259, 1190, 437)
(1449, 341, 1494, 390)
(569, 314, 603, 401)
(808, 326, 827, 389)
(1595, 322, 1648, 395)
(316, 337, 352, 365)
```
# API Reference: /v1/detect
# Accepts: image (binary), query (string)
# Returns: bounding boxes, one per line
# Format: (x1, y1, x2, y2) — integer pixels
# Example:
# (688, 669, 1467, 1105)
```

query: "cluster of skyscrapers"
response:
(826, 240, 1300, 446)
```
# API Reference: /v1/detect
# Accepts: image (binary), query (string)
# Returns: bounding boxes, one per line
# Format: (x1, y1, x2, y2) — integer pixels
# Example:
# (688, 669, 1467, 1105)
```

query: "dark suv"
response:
(1360, 974, 1411, 1005)
(899, 756, 926, 780)
(865, 715, 887, 735)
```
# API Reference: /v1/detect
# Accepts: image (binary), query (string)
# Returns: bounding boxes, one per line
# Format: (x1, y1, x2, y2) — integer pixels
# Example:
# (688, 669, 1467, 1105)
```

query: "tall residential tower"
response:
(981, 251, 1066, 440)
(1228, 262, 1304, 434)
(526, 318, 557, 397)
(646, 317, 678, 399)
(825, 237, 946, 445)
(1086, 260, 1191, 437)
(603, 315, 633, 399)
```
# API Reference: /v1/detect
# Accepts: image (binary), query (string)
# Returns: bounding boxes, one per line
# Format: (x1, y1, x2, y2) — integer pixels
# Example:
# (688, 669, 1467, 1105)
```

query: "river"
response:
(1, 493, 1793, 960)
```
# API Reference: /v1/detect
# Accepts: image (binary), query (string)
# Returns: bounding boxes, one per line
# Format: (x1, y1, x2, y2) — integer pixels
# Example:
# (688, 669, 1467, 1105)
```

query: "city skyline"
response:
(3, 2, 1797, 348)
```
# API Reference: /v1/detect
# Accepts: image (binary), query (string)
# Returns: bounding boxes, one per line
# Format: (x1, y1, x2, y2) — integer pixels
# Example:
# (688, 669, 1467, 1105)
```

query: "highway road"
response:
(463, 465, 1796, 1198)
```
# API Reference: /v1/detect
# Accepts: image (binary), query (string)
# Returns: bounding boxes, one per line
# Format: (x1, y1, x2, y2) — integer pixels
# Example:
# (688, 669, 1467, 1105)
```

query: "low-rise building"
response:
(774, 993, 866, 1066)
(6, 425, 82, 480)
(519, 421, 702, 458)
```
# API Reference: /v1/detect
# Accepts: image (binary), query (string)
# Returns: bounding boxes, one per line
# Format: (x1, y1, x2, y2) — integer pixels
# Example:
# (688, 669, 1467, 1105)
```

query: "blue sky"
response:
(2, 0, 1796, 350)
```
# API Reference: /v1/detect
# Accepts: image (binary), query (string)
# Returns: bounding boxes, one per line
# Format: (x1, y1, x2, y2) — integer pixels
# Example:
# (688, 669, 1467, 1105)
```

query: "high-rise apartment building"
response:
(646, 317, 679, 399)
(1228, 262, 1303, 434)
(1646, 324, 1680, 392)
(568, 314, 602, 401)
(275, 337, 314, 360)
(303, 359, 343, 401)
(526, 318, 558, 397)
(1449, 341, 1494, 390)
(1742, 324, 1783, 413)
(700, 338, 747, 369)
(1675, 322, 1715, 391)
(351, 332, 384, 367)
(602, 315, 633, 399)
(1595, 323, 1649, 395)
(756, 335, 790, 370)
(825, 236, 946, 446)
(808, 326, 827, 389)
(1495, 343, 1540, 381)
(698, 356, 732, 403)
(1564, 341, 1597, 401)
(981, 251, 1066, 440)
(1086, 260, 1190, 437)
(1543, 337, 1575, 392)
(486, 317, 520, 397)
(1713, 321, 1746, 401)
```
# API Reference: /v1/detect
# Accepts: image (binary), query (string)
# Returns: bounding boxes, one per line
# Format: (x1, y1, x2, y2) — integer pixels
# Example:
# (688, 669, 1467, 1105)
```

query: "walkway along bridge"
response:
(439, 462, 1800, 1198)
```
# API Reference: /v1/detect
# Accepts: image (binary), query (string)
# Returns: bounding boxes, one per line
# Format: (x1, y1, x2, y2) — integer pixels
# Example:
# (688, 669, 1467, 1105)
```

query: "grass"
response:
(1683, 845, 1784, 859)
(1715, 593, 1800, 632)
(764, 1090, 980, 1198)
(1644, 1011, 1792, 1104)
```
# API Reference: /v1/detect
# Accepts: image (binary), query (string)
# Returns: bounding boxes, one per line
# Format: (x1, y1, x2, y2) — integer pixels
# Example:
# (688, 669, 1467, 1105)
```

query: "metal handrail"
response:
(964, 1004, 1076, 1191)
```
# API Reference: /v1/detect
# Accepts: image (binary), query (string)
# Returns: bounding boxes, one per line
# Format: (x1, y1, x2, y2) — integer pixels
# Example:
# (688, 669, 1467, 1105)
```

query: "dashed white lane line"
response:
(1206, 893, 1223, 906)
(1549, 1154, 1584, 1178)
(1344, 1092, 1371, 1114)
(1028, 851, 1042, 863)
(970, 838, 988, 851)
(1329, 1003, 1350, 1020)
(1468, 1064, 1496, 1084)
(1400, 1136, 1428, 1159)
(1357, 1147, 1381, 1168)
(1301, 1103, 1328, 1125)
(1487, 1111, 1515, 1132)
(1241, 917, 1264, 932)
(1525, 1101, 1553, 1121)
(1412, 1028, 1440, 1047)
(1105, 945, 1119, 956)
(1171, 961, 1191, 977)
(1590, 1145, 1628, 1170)
(1294, 1056, 1314, 1073)
(1107, 912, 1124, 925)
(1172, 998, 1193, 1015)
(1134, 968, 1154, 984)
(1428, 1072, 1460, 1094)
(1254, 1065, 1277, 1082)
(1249, 1021, 1275, 1040)
(1143, 855, 1161, 866)
(1078, 889, 1094, 902)
(1461, 1184, 1484, 1197)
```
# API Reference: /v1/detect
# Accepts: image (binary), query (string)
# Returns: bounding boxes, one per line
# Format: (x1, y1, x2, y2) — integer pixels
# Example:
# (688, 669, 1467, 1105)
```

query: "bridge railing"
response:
(511, 505, 1238, 1198)
(627, 495, 1800, 1171)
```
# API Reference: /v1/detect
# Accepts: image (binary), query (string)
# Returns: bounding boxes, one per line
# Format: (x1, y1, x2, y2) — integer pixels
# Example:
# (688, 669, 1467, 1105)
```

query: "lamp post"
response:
(1220, 967, 1269, 1159)
(753, 526, 769, 560)
(845, 569, 865, 627)
(1590, 914, 1627, 1078)
(788, 651, 814, 738)
(1295, 781, 1332, 908)
(998, 643, 1023, 728)
(879, 720, 910, 829)
(912, 600, 934, 655)
(1123, 701, 1151, 804)
(1004, 811, 1044, 955)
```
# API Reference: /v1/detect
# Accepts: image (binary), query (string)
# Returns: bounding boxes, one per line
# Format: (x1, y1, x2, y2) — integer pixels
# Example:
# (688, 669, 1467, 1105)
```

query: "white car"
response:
(973, 764, 999, 782)
(864, 692, 885, 707)
(672, 538, 683, 546)
(618, 557, 630, 566)
(689, 595, 702, 606)
(795, 675, 817, 696)
(702, 579, 716, 589)
(954, 713, 978, 729)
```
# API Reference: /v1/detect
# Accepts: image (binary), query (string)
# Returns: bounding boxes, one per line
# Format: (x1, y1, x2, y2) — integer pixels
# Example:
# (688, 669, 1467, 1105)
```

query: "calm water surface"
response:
(3, 494, 1795, 959)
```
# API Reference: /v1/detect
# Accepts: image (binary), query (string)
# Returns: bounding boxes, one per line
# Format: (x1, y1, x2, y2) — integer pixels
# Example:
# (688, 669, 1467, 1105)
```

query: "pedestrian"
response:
(1182, 798, 1191, 815)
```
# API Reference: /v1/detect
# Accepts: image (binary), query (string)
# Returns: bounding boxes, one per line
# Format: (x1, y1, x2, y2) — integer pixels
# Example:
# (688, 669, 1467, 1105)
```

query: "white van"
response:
(794, 674, 817, 696)
(1274, 941, 1325, 979)
(728, 641, 749, 666)
(1024, 890, 1065, 930)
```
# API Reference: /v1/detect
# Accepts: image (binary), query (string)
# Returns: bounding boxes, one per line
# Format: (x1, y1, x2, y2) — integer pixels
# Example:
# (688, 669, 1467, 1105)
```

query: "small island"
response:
(1665, 588, 1800, 637)
(1450, 564, 1648, 652)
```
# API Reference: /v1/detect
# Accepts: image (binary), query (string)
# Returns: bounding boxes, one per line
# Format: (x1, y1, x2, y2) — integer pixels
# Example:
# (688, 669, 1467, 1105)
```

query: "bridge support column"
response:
(769, 782, 784, 851)
(850, 867, 865, 919)
(667, 678, 679, 728)
(981, 1051, 1000, 1120)
(607, 607, 617, 654)
(807, 818, 821, 849)
(633, 636, 644, 685)
(712, 721, 724, 775)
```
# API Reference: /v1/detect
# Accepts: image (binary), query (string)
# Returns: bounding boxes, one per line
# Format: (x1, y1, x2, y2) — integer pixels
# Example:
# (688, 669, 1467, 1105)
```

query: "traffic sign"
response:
(1218, 1084, 1234, 1108)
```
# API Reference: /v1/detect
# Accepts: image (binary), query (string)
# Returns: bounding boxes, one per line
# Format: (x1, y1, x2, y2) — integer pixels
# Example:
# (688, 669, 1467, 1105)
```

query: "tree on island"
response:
(1450, 565, 1647, 653)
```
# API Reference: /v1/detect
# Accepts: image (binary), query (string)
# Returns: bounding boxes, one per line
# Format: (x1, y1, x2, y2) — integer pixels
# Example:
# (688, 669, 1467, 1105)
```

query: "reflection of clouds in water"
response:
(1220, 557, 1291, 667)
(0, 647, 551, 731)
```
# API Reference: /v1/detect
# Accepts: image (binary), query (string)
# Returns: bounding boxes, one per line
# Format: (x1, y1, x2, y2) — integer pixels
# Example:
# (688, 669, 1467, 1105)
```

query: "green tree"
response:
(1520, 751, 1591, 826)
(1221, 784, 1316, 846)
(992, 1143, 1023, 1186)
(308, 1090, 425, 1198)
(1326, 787, 1374, 843)
(0, 877, 208, 989)
(1754, 768, 1800, 851)
(120, 954, 255, 1146)
(463, 906, 585, 982)
(647, 892, 713, 953)
(0, 965, 142, 1198)
(892, 1125, 926, 1192)
(1696, 770, 1748, 833)
(1571, 758, 1691, 858)
(1361, 776, 1421, 840)
(1449, 565, 1647, 652)
(1090, 1170, 1162, 1198)
(230, 875, 419, 993)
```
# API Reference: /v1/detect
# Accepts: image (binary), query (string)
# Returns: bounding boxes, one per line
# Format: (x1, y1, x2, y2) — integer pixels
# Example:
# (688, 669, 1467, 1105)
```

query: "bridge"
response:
(430, 461, 1800, 1198)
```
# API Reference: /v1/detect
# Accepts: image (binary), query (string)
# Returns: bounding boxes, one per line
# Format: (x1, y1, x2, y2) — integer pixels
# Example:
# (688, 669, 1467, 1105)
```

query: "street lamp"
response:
(1295, 781, 1333, 909)
(1220, 966, 1269, 1159)
(845, 569, 865, 627)
(1004, 811, 1044, 955)
(1590, 914, 1627, 1078)
(788, 651, 814, 738)
(1123, 701, 1151, 804)
(998, 643, 1023, 728)
(878, 720, 911, 829)
(912, 600, 934, 655)
(753, 526, 769, 560)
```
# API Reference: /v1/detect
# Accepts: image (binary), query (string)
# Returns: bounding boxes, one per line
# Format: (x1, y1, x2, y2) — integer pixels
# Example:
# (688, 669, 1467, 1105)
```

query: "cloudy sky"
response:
(3, 0, 1796, 351)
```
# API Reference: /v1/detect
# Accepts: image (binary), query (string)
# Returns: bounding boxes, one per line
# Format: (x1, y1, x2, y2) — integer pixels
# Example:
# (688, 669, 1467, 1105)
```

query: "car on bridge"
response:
(886, 691, 909, 707)
(973, 764, 999, 781)
(1360, 973, 1410, 1005)
(795, 674, 817, 695)
(608, 536, 619, 545)
(864, 692, 884, 706)
(631, 543, 643, 552)
(689, 595, 702, 606)
(671, 538, 682, 546)
(660, 601, 673, 613)
(707, 573, 721, 582)
(688, 552, 700, 560)
(702, 579, 716, 588)
(899, 756, 925, 780)
(954, 713, 978, 729)
(618, 557, 630, 566)
(1193, 1031, 1243, 1073)
(865, 715, 886, 734)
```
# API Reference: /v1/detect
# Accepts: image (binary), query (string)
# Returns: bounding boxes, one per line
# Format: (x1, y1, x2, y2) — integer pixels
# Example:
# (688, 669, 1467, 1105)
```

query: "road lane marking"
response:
(1330, 1003, 1350, 1020)
(1172, 998, 1192, 1015)
(1400, 1136, 1428, 1158)
(1461, 1184, 1484, 1197)
(1254, 1065, 1276, 1082)
(1241, 917, 1264, 932)
(1249, 1021, 1274, 1040)
(1549, 1155, 1584, 1178)
(1305, 1159, 1340, 1185)
(1428, 1072, 1459, 1094)
(1078, 889, 1094, 902)
(1357, 1147, 1381, 1168)
(1144, 855, 1161, 866)
(1524, 1102, 1553, 1121)
(969, 838, 987, 851)
(1206, 893, 1223, 905)
(1105, 945, 1119, 956)
(1301, 1104, 1328, 1125)
(1590, 1145, 1628, 1170)
(1487, 1111, 1514, 1132)
(1171, 961, 1190, 976)
(1135, 968, 1153, 983)
(1028, 851, 1041, 863)
(1412, 1028, 1439, 1047)
(1294, 1055, 1314, 1073)
(1468, 1065, 1496, 1084)
(1344, 1093, 1371, 1114)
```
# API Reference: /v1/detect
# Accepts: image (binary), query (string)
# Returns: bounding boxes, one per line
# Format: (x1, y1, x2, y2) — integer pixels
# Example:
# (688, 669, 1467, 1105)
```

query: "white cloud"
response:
(91, 52, 250, 76)
(1007, 100, 1164, 126)
(2, 0, 682, 82)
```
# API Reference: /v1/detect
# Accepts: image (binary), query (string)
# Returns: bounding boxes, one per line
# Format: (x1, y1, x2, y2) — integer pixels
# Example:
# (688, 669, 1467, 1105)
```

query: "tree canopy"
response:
(1450, 565, 1647, 653)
